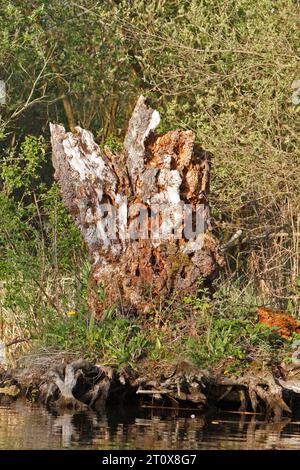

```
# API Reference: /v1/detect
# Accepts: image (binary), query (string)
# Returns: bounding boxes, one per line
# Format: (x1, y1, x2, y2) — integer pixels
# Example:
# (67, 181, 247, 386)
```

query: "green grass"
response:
(40, 310, 152, 368)
(31, 280, 294, 375)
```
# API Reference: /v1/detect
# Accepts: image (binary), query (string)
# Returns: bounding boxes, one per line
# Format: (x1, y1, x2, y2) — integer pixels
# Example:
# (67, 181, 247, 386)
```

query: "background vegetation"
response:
(0, 0, 299, 372)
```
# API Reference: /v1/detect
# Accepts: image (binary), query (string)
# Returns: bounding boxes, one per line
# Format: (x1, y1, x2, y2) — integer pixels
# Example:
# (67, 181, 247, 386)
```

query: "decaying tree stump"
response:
(50, 96, 224, 317)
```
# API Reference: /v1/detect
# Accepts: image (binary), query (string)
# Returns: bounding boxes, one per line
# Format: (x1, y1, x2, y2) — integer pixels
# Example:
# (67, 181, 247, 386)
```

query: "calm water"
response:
(1, 401, 300, 450)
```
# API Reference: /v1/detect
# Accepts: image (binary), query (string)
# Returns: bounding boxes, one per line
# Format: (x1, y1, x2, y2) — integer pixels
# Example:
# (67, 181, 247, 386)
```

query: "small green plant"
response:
(1, 135, 46, 196)
(40, 309, 152, 368)
(157, 281, 287, 371)
(185, 318, 284, 369)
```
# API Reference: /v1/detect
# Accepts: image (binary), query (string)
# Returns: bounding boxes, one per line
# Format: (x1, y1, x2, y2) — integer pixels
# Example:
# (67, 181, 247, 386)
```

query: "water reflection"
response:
(0, 401, 300, 449)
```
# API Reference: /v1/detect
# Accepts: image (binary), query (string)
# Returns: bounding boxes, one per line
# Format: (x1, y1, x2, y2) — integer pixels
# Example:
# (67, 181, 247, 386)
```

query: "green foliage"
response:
(181, 283, 286, 371)
(40, 184, 84, 272)
(185, 318, 283, 370)
(145, 282, 287, 372)
(0, 133, 86, 349)
(1, 135, 46, 195)
(41, 310, 151, 368)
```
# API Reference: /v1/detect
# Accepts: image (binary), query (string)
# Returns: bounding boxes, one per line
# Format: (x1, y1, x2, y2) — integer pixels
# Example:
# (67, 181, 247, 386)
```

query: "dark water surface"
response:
(1, 401, 300, 450)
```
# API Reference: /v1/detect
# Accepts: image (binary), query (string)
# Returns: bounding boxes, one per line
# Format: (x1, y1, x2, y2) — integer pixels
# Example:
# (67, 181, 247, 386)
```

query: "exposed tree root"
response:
(43, 360, 115, 410)
(132, 364, 294, 418)
(0, 360, 298, 417)
(214, 371, 291, 419)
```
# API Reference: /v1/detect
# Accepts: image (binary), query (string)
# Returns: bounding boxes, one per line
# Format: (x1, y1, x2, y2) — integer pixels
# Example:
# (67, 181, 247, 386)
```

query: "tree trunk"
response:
(50, 95, 224, 318)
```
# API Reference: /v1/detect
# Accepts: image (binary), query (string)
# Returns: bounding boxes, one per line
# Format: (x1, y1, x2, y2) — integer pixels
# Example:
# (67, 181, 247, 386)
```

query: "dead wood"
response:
(50, 95, 224, 317)
(44, 360, 113, 410)
(214, 371, 291, 419)
(0, 360, 299, 416)
(133, 361, 293, 417)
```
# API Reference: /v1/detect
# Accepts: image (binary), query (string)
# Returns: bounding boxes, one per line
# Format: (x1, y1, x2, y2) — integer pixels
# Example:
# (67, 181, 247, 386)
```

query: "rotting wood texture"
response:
(50, 95, 224, 317)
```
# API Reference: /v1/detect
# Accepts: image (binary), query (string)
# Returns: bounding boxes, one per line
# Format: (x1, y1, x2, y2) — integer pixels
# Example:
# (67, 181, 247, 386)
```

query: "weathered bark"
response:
(50, 95, 224, 317)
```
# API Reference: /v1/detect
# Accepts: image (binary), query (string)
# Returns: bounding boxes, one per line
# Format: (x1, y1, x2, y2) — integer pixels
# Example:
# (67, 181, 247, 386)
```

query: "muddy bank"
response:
(1, 359, 300, 418)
